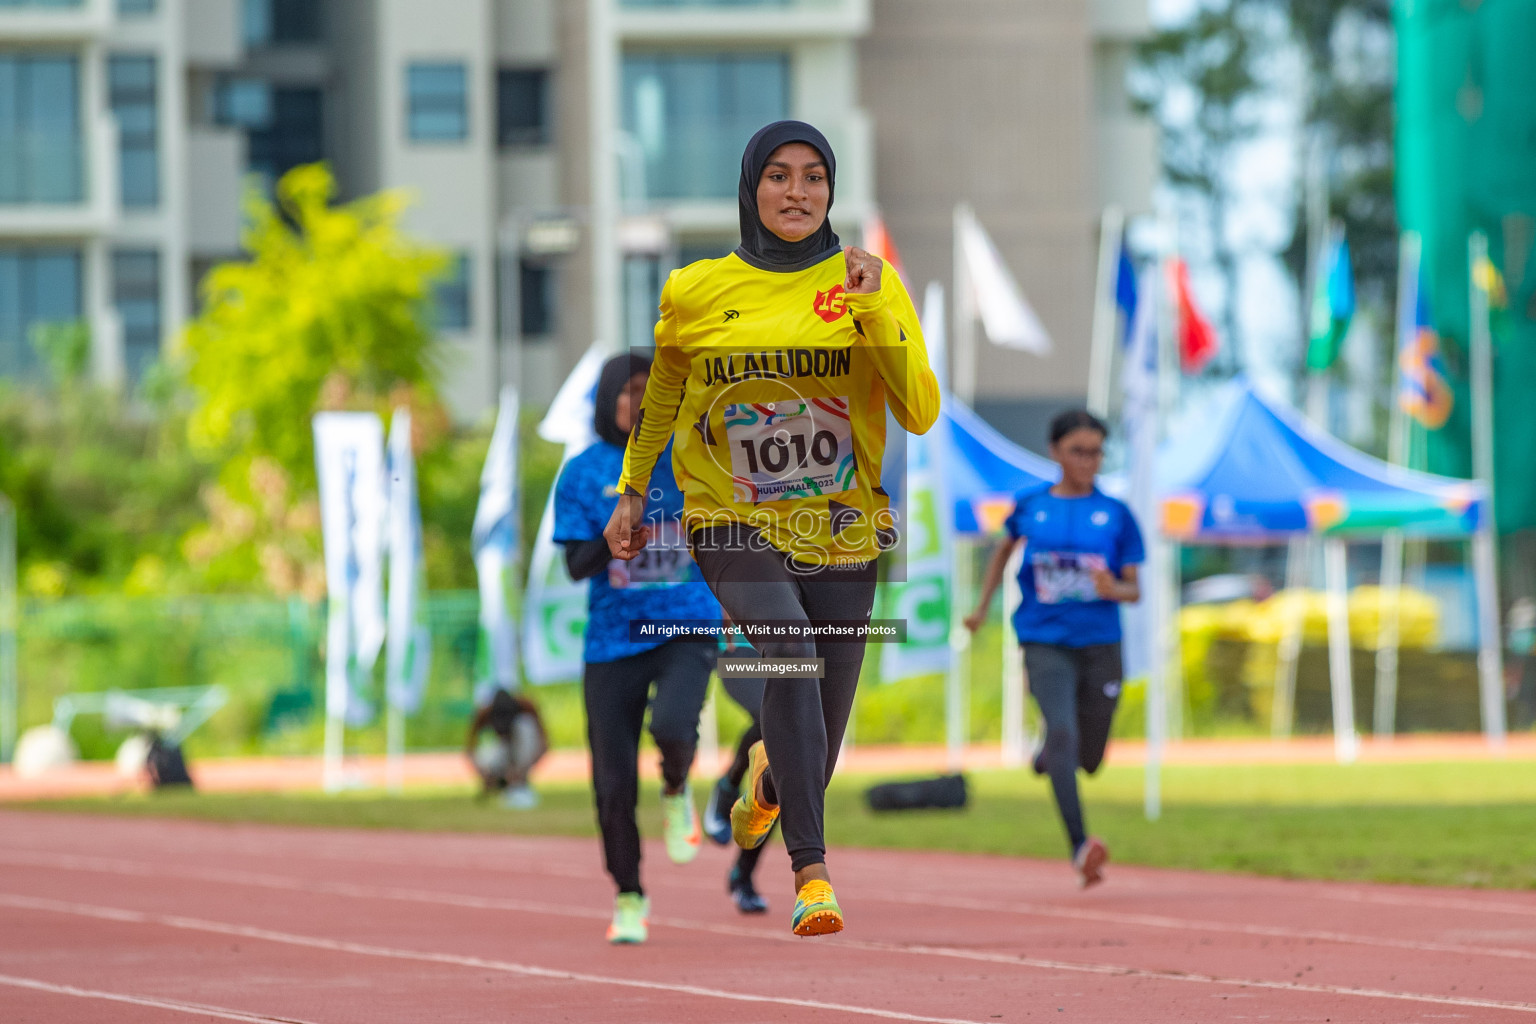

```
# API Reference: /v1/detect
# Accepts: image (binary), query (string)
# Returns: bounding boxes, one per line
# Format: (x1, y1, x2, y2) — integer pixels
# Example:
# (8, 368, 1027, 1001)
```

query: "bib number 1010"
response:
(736, 429, 840, 475)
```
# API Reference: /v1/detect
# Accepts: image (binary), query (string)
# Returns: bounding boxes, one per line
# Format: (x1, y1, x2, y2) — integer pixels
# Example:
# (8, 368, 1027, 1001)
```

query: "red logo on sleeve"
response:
(813, 285, 848, 323)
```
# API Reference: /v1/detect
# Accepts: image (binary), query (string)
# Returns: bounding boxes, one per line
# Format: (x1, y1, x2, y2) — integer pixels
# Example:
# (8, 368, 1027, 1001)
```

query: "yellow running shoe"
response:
(729, 740, 779, 850)
(791, 879, 843, 936)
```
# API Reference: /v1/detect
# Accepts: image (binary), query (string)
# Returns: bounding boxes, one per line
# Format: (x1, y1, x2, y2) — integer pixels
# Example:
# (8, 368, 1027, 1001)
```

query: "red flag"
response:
(1167, 257, 1218, 372)
(862, 212, 905, 278)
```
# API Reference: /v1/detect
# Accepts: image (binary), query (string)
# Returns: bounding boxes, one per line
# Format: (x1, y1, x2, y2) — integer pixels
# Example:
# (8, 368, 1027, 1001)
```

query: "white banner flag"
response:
(386, 408, 431, 715)
(958, 205, 1053, 355)
(473, 388, 520, 699)
(523, 347, 605, 685)
(1121, 268, 1159, 680)
(880, 284, 955, 682)
(314, 412, 387, 726)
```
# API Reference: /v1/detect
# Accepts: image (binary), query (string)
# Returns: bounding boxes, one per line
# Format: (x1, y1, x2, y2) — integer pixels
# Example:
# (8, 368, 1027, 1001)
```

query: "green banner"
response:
(1396, 0, 1536, 531)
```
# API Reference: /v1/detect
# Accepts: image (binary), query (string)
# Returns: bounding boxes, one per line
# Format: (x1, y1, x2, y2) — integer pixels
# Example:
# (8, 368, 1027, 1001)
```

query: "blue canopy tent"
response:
(1151, 382, 1502, 757)
(938, 395, 1058, 534)
(1157, 383, 1486, 541)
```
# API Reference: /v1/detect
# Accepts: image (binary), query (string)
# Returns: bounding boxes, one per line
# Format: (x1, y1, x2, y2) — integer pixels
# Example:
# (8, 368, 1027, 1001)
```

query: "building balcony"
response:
(187, 126, 245, 254)
(614, 0, 868, 42)
(0, 0, 111, 41)
(184, 0, 242, 68)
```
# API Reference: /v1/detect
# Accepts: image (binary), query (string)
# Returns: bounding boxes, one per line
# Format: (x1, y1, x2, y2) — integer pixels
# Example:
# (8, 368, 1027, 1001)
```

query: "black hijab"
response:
(734, 120, 841, 273)
(593, 351, 652, 448)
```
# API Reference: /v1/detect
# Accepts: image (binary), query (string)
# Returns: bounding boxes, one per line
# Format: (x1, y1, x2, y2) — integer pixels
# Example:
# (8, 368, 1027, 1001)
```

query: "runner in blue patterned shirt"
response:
(553, 352, 722, 944)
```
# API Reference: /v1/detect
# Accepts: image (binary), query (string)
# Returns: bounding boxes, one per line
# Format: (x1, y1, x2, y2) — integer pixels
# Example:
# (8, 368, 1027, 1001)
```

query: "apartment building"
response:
(0, 0, 1149, 426)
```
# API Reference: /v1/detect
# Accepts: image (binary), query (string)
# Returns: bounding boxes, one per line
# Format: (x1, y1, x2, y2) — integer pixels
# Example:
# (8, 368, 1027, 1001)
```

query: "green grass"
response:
(15, 759, 1536, 890)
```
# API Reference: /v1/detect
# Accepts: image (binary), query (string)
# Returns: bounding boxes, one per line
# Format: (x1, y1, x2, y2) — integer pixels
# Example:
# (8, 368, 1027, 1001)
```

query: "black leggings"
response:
(1022, 643, 1123, 855)
(691, 525, 878, 873)
(583, 638, 715, 894)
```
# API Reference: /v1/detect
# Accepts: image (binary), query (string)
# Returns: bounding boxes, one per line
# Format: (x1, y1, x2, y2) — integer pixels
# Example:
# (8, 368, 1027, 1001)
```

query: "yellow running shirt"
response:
(618, 250, 940, 566)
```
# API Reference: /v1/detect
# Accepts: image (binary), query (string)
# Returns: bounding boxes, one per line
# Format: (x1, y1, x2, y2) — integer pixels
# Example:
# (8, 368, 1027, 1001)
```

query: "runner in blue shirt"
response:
(965, 409, 1144, 889)
(553, 352, 722, 944)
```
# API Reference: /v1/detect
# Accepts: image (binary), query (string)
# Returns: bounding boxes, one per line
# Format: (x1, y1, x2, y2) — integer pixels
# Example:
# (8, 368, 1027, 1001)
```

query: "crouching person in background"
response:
(466, 687, 548, 808)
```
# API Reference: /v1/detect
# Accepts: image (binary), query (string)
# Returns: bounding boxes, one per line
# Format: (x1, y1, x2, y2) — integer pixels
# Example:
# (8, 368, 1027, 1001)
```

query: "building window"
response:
(435, 254, 471, 331)
(117, 0, 156, 15)
(113, 249, 160, 382)
(0, 247, 81, 379)
(0, 54, 83, 204)
(243, 0, 322, 46)
(620, 51, 788, 200)
(407, 63, 467, 142)
(215, 79, 320, 185)
(214, 77, 271, 128)
(247, 87, 322, 183)
(497, 69, 549, 148)
(519, 261, 555, 337)
(109, 55, 159, 209)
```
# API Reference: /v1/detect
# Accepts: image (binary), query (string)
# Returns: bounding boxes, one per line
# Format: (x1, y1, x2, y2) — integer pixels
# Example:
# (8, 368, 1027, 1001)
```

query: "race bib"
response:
(609, 520, 693, 589)
(1031, 551, 1107, 604)
(724, 398, 857, 504)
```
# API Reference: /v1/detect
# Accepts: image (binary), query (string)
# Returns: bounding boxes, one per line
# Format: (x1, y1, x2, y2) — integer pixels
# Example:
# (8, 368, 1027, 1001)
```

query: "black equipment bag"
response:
(146, 735, 194, 789)
(864, 773, 967, 812)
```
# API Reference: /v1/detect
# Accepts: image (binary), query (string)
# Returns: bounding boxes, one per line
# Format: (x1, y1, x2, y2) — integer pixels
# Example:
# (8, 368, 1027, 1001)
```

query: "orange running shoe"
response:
(791, 879, 843, 936)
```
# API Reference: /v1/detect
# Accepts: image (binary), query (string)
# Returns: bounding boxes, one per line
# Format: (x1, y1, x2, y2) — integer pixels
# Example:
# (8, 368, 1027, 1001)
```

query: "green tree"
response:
(0, 323, 210, 596)
(1135, 1, 1279, 372)
(180, 164, 451, 596)
(1281, 0, 1395, 309)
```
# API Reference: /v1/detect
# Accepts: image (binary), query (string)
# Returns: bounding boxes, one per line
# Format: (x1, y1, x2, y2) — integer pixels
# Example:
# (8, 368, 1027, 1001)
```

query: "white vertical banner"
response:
(1121, 267, 1158, 682)
(881, 283, 954, 683)
(386, 408, 431, 715)
(522, 346, 605, 685)
(473, 388, 521, 699)
(314, 412, 387, 727)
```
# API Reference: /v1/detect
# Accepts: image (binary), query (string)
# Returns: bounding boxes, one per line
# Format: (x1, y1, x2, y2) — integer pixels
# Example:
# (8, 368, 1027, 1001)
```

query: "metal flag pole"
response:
(1302, 136, 1330, 429)
(946, 203, 980, 772)
(1468, 230, 1506, 748)
(1001, 543, 1026, 766)
(1088, 206, 1125, 418)
(1272, 535, 1306, 739)
(1323, 536, 1358, 763)
(1374, 232, 1419, 738)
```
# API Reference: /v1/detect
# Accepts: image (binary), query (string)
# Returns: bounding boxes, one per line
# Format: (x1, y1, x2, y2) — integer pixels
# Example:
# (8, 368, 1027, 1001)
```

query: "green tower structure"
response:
(1396, 0, 1536, 532)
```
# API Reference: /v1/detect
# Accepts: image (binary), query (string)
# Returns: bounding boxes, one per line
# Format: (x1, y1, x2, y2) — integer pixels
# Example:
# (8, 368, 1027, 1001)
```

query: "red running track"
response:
(1, 809, 1533, 1023)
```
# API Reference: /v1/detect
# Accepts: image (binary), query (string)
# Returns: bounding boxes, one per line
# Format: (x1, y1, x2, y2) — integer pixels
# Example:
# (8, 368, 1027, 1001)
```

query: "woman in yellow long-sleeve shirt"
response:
(605, 120, 939, 936)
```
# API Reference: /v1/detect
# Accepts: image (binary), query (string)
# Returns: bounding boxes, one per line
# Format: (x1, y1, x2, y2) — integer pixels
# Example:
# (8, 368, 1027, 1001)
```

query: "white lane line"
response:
(0, 893, 984, 1024)
(18, 826, 1535, 924)
(0, 973, 324, 1024)
(6, 847, 1533, 965)
(888, 892, 1536, 961)
(5, 890, 1536, 1017)
(1319, 888, 1536, 918)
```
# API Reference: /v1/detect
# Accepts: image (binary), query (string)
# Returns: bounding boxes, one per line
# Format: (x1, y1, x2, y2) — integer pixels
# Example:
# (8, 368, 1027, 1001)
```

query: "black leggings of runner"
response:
(1021, 642, 1123, 855)
(583, 638, 715, 895)
(691, 524, 878, 873)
